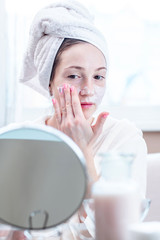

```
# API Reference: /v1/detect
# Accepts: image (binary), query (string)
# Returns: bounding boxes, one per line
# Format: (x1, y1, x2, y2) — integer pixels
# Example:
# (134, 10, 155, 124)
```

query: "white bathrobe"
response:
(34, 114, 147, 197)
(34, 113, 147, 237)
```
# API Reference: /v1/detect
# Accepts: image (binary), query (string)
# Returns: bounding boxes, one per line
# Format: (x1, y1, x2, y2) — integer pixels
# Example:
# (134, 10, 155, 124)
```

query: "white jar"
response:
(92, 152, 141, 240)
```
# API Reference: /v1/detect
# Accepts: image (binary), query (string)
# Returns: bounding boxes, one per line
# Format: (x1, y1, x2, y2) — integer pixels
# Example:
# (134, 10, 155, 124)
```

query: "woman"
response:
(0, 0, 147, 239)
(20, 0, 147, 197)
(46, 38, 108, 183)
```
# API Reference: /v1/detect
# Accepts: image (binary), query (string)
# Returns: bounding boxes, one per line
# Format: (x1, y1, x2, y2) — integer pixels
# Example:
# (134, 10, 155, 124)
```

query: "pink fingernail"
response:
(64, 83, 67, 90)
(103, 113, 109, 118)
(70, 86, 74, 92)
(59, 87, 63, 94)
(52, 98, 56, 104)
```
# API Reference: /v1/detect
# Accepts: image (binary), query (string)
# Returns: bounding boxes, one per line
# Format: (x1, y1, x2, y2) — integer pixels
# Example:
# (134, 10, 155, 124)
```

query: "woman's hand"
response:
(46, 83, 109, 183)
(47, 84, 109, 155)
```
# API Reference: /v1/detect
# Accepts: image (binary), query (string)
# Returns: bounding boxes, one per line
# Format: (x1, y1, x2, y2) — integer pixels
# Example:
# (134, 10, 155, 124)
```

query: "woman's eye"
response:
(94, 75, 105, 80)
(67, 75, 79, 79)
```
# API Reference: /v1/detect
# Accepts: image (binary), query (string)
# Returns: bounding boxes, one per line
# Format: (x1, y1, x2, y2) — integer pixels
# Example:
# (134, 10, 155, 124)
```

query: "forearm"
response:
(82, 148, 99, 199)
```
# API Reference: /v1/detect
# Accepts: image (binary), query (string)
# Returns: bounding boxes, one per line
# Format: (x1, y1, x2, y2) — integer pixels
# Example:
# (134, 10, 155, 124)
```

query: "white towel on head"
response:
(19, 0, 108, 98)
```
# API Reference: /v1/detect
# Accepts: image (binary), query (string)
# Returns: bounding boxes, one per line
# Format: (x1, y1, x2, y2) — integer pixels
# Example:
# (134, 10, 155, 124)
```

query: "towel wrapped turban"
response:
(20, 0, 108, 98)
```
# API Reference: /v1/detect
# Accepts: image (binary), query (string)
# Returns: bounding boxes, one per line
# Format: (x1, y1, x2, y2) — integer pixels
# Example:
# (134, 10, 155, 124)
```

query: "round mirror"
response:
(0, 124, 87, 230)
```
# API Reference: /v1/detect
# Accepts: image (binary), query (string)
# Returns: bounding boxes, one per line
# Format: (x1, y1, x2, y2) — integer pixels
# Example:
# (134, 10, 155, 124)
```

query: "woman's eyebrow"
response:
(96, 67, 107, 71)
(65, 66, 84, 70)
(65, 66, 107, 70)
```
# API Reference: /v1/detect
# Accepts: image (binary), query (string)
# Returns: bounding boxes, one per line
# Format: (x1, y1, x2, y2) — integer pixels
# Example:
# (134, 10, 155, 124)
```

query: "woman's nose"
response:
(80, 81, 94, 96)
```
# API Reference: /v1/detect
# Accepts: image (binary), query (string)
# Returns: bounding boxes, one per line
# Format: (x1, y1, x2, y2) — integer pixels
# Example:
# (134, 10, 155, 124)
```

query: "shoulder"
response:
(0, 121, 33, 135)
(94, 115, 147, 197)
(103, 115, 143, 137)
(0, 115, 50, 135)
(96, 115, 147, 154)
(32, 115, 51, 125)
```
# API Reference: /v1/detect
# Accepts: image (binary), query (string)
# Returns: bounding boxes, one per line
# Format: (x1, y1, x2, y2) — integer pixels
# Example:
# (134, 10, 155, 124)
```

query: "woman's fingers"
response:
(52, 98, 61, 124)
(58, 84, 83, 119)
(63, 84, 73, 117)
(58, 85, 67, 120)
(92, 112, 109, 137)
(71, 86, 84, 117)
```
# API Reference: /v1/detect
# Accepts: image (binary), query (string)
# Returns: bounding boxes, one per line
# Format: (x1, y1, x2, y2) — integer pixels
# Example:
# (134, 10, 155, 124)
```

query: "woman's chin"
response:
(82, 108, 96, 121)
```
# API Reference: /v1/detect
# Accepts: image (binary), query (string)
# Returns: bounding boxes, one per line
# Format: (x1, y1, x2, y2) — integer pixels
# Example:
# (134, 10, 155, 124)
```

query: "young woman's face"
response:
(50, 42, 107, 120)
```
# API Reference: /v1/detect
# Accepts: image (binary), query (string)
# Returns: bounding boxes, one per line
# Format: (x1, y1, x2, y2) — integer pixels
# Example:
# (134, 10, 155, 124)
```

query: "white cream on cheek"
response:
(78, 85, 105, 105)
(57, 84, 105, 106)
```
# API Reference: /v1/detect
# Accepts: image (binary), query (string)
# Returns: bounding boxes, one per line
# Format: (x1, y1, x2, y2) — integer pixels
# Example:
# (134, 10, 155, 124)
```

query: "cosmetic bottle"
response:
(92, 152, 141, 240)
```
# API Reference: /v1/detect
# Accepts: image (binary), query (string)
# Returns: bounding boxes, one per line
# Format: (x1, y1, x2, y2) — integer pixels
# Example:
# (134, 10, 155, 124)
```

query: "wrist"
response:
(82, 148, 98, 182)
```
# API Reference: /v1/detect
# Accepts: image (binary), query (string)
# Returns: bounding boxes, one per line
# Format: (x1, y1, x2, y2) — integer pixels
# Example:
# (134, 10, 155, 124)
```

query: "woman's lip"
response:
(81, 102, 94, 109)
